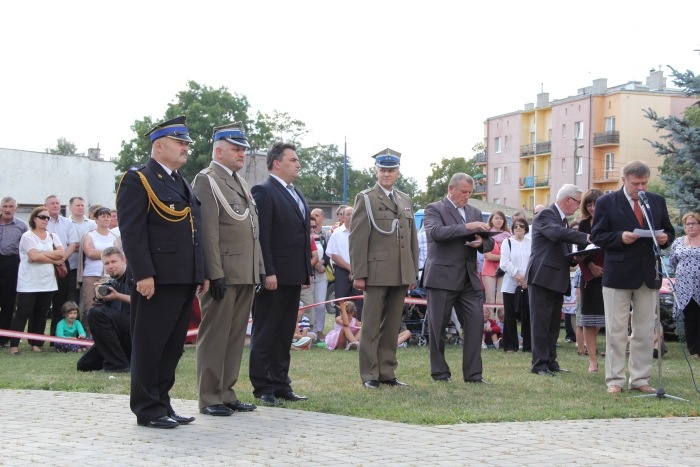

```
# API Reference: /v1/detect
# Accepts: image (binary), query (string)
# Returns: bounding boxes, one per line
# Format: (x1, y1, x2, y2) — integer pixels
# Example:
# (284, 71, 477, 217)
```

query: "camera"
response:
(95, 279, 120, 300)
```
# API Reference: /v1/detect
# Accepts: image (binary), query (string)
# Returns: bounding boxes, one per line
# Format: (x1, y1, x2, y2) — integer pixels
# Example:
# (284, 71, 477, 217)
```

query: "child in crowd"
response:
(397, 320, 412, 348)
(325, 301, 361, 350)
(482, 307, 502, 349)
(55, 301, 86, 353)
(292, 305, 316, 350)
(496, 308, 505, 334)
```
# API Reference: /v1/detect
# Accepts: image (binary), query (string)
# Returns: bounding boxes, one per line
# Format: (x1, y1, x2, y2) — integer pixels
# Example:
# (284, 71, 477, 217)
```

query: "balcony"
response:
(475, 151, 487, 164)
(519, 175, 550, 189)
(474, 184, 486, 194)
(593, 131, 620, 146)
(591, 168, 619, 182)
(520, 141, 552, 157)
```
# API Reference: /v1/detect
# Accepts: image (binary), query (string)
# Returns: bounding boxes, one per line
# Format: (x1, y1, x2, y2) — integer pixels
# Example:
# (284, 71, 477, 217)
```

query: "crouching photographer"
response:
(77, 246, 132, 373)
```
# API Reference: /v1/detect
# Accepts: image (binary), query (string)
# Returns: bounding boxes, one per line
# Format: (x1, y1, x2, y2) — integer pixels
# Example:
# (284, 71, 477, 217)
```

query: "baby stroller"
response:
(403, 288, 462, 346)
(403, 287, 429, 346)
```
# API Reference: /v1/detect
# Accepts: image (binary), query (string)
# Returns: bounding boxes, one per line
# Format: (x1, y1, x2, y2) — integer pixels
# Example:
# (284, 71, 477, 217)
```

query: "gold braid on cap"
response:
(117, 171, 195, 243)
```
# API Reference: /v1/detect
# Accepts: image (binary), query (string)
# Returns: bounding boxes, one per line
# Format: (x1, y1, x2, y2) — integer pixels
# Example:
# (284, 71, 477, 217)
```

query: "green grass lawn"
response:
(2, 332, 699, 425)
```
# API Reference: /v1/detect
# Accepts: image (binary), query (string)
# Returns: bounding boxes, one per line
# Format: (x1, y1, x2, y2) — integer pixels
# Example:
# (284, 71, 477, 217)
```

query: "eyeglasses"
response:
(569, 197, 581, 206)
(686, 222, 699, 227)
(513, 224, 526, 230)
(35, 215, 50, 221)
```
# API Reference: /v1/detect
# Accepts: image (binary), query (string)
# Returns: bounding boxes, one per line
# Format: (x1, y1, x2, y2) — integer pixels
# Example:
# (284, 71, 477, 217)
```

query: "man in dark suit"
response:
(249, 142, 312, 405)
(192, 123, 262, 416)
(117, 116, 205, 429)
(423, 173, 493, 383)
(526, 184, 589, 376)
(350, 148, 419, 389)
(591, 161, 674, 395)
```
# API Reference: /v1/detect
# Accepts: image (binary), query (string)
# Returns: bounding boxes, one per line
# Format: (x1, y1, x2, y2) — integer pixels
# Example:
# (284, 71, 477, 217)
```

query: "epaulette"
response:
(359, 188, 373, 195)
(198, 167, 214, 175)
(128, 164, 146, 172)
(395, 189, 409, 197)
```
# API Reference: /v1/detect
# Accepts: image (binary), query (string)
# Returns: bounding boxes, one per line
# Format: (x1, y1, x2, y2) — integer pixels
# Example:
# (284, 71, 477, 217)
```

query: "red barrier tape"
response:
(0, 329, 94, 347)
(0, 295, 433, 345)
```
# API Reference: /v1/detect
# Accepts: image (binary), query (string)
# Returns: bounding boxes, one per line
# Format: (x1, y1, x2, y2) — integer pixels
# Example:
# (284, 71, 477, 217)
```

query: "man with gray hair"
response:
(526, 184, 589, 376)
(423, 173, 493, 383)
(0, 197, 28, 347)
(591, 160, 674, 395)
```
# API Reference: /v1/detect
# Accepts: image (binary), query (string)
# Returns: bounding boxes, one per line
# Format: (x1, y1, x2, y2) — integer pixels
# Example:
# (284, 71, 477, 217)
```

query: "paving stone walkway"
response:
(2, 389, 698, 466)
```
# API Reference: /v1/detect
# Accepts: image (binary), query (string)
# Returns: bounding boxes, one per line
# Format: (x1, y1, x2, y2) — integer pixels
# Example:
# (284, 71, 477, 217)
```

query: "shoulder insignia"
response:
(359, 188, 373, 195)
(395, 189, 409, 197)
(128, 164, 145, 172)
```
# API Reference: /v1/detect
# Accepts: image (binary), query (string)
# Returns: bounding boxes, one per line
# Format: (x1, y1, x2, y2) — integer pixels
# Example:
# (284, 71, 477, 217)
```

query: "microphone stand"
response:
(632, 194, 687, 401)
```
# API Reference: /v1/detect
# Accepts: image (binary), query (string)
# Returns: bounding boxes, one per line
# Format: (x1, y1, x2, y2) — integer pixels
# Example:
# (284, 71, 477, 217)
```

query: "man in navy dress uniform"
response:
(117, 116, 206, 429)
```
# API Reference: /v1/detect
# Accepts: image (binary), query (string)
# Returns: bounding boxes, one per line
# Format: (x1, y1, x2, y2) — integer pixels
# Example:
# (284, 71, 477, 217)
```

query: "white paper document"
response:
(633, 229, 664, 237)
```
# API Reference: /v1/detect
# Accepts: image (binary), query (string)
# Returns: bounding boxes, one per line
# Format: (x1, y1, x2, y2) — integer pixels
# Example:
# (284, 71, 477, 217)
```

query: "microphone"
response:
(638, 191, 651, 209)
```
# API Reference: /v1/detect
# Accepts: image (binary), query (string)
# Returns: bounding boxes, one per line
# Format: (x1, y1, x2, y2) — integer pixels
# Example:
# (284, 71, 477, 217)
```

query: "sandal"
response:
(31, 346, 42, 353)
(9, 347, 19, 355)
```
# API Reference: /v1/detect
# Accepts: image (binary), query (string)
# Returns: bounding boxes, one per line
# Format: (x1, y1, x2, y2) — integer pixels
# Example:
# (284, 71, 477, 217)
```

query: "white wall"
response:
(0, 148, 119, 220)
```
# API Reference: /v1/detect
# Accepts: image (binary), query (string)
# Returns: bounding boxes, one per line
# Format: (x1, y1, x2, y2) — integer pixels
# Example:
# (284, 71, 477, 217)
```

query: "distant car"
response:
(414, 209, 513, 230)
(481, 212, 513, 229)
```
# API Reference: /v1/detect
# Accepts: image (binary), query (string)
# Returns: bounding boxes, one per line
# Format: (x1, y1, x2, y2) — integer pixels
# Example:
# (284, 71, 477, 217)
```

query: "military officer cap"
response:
(372, 148, 401, 168)
(145, 115, 193, 143)
(213, 122, 250, 148)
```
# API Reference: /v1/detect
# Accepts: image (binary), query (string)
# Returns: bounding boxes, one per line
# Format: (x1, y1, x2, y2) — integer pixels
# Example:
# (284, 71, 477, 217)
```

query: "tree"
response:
(251, 110, 308, 149)
(416, 155, 481, 207)
(295, 144, 345, 202)
(645, 57, 700, 215)
(116, 81, 251, 180)
(46, 137, 77, 155)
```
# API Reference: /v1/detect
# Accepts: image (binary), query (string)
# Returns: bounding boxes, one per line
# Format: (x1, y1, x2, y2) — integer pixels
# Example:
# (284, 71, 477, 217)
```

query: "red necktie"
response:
(633, 199, 644, 226)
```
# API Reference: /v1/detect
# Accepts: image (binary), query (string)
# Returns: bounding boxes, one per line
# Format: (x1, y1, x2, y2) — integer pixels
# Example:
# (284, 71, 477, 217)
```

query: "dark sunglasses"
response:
(35, 215, 51, 221)
(513, 224, 526, 229)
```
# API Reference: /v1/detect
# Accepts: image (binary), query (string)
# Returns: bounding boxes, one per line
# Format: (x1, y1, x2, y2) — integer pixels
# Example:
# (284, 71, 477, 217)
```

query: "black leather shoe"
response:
(551, 367, 571, 373)
(465, 378, 491, 384)
(363, 380, 380, 389)
(275, 391, 308, 402)
(137, 415, 179, 429)
(199, 405, 233, 416)
(380, 378, 409, 387)
(532, 369, 556, 377)
(225, 401, 257, 412)
(170, 413, 195, 424)
(434, 377, 452, 383)
(257, 394, 281, 406)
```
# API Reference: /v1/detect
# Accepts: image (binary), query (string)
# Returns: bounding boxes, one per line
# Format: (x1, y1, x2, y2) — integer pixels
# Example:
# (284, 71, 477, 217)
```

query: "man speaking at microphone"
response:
(591, 161, 674, 395)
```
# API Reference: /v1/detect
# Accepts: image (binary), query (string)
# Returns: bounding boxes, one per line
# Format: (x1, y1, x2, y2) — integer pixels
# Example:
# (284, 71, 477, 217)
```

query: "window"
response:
(562, 123, 567, 138)
(503, 166, 508, 181)
(504, 135, 509, 150)
(605, 116, 616, 132)
(494, 198, 503, 205)
(574, 121, 584, 140)
(575, 155, 583, 175)
(495, 137, 502, 153)
(494, 167, 502, 184)
(604, 153, 615, 179)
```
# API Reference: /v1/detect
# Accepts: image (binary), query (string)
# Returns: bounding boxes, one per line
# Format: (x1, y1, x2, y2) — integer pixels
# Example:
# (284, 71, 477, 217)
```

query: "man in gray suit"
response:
(423, 173, 493, 383)
(526, 184, 589, 376)
(192, 123, 263, 416)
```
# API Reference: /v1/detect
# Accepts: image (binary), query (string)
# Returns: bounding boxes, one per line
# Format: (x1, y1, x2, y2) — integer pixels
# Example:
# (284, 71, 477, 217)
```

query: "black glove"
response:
(210, 278, 226, 301)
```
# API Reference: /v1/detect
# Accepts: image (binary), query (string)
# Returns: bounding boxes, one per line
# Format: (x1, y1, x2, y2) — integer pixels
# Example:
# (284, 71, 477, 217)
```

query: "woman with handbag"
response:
(481, 211, 511, 315)
(499, 219, 531, 353)
(79, 207, 119, 336)
(577, 189, 606, 373)
(9, 206, 64, 354)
